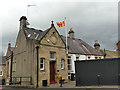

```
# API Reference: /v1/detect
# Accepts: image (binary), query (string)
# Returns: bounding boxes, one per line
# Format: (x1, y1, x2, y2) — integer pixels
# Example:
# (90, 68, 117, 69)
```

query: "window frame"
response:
(0, 71, 3, 76)
(50, 52, 56, 61)
(61, 59, 65, 69)
(68, 56, 72, 71)
(95, 57, 97, 59)
(40, 58, 45, 70)
(13, 62, 16, 72)
(76, 57, 79, 61)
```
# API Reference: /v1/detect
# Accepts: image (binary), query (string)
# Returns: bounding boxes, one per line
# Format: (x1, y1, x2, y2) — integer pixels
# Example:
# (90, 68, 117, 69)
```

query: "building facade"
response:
(10, 16, 68, 87)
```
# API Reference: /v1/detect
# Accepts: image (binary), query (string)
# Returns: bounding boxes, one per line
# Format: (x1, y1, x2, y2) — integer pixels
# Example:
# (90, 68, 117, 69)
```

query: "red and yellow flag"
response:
(56, 20, 65, 28)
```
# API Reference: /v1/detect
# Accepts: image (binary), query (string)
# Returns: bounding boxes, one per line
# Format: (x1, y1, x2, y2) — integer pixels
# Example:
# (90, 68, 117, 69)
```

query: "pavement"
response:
(43, 81, 76, 88)
(1, 81, 120, 90)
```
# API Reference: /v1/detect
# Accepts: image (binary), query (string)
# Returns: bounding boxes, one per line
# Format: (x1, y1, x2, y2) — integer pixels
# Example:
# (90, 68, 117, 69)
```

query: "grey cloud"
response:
(2, 2, 118, 54)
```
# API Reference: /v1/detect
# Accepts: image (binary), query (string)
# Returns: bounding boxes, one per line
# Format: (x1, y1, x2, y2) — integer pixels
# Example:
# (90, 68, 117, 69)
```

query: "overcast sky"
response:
(0, 0, 119, 55)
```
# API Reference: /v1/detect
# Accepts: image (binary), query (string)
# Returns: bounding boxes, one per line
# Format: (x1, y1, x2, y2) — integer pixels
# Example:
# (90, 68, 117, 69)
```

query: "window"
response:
(88, 57, 90, 59)
(68, 56, 72, 71)
(13, 62, 16, 72)
(95, 57, 97, 59)
(0, 71, 3, 76)
(76, 57, 79, 60)
(40, 58, 44, 70)
(50, 52, 56, 60)
(61, 59, 64, 69)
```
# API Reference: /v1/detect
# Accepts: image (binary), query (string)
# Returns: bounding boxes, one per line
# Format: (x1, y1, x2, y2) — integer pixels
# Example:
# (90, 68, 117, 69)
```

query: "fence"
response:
(10, 76, 32, 85)
(75, 58, 120, 86)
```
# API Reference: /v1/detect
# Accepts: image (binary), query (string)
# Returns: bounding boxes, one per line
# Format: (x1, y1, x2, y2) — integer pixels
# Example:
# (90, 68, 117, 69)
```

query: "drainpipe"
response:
(10, 51, 13, 84)
(36, 46, 39, 88)
(104, 48, 106, 59)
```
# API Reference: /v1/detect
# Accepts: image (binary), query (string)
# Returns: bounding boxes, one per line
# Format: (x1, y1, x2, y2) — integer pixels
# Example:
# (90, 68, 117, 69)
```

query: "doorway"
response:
(50, 61, 56, 83)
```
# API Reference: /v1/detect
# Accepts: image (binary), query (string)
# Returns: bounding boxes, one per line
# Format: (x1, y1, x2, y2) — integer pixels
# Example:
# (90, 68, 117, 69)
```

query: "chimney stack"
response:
(94, 40, 100, 50)
(6, 41, 11, 56)
(19, 16, 27, 30)
(68, 28, 75, 39)
(8, 41, 11, 48)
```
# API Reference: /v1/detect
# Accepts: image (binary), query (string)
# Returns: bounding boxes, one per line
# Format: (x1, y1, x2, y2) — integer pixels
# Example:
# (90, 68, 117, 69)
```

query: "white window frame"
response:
(40, 58, 45, 70)
(50, 52, 56, 61)
(61, 59, 64, 69)
(0, 71, 3, 76)
(68, 56, 72, 71)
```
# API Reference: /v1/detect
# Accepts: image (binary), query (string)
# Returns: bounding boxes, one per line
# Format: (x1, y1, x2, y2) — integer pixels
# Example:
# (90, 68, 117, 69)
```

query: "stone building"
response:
(0, 56, 7, 85)
(10, 16, 68, 87)
(100, 40, 120, 59)
(6, 42, 14, 78)
(6, 16, 105, 87)
(0, 56, 7, 77)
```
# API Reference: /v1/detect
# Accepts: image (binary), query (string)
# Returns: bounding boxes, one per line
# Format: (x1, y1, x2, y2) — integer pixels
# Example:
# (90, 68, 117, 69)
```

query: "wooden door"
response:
(50, 61, 55, 81)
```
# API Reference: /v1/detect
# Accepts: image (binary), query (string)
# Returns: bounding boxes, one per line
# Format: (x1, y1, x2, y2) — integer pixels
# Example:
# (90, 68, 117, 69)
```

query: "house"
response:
(61, 28, 104, 80)
(99, 40, 120, 59)
(6, 16, 105, 87)
(5, 42, 14, 85)
(0, 56, 7, 85)
(0, 56, 7, 77)
(100, 50, 120, 58)
(9, 16, 68, 87)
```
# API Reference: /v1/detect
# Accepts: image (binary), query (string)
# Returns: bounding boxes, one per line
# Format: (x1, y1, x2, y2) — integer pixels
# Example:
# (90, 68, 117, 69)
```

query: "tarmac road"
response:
(2, 88, 119, 90)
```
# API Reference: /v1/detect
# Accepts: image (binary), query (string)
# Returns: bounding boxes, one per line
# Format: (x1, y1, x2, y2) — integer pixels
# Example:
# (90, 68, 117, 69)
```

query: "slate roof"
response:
(23, 27, 103, 56)
(61, 36, 103, 56)
(100, 50, 120, 58)
(24, 27, 51, 41)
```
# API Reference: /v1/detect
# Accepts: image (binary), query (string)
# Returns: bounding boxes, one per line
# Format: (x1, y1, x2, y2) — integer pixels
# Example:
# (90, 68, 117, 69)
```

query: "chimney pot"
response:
(8, 41, 11, 48)
(94, 40, 100, 49)
(68, 28, 75, 39)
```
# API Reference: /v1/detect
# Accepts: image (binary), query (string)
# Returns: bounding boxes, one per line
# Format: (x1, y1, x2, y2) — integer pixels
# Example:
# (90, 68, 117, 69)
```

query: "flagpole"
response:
(27, 4, 36, 20)
(65, 17, 68, 54)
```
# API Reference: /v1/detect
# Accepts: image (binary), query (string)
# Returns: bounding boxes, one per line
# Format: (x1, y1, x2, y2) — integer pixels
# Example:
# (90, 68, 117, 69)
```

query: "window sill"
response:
(12, 71, 16, 72)
(61, 68, 65, 70)
(40, 69, 45, 71)
(50, 59, 56, 61)
(68, 70, 73, 72)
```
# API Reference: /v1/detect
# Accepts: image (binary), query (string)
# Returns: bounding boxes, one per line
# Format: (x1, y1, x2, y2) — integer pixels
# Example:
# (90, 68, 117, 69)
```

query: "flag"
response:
(56, 20, 65, 28)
